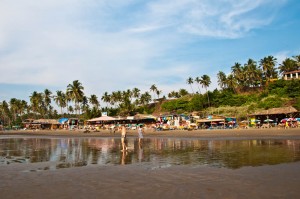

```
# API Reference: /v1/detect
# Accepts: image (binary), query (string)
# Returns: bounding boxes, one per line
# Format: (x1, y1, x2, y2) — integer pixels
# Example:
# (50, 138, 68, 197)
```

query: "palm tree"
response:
(140, 92, 151, 106)
(259, 56, 277, 86)
(43, 89, 52, 117)
(9, 98, 18, 122)
(178, 89, 189, 97)
(150, 84, 158, 100)
(200, 75, 211, 106)
(68, 106, 74, 114)
(30, 91, 44, 117)
(66, 80, 84, 115)
(0, 101, 11, 126)
(101, 92, 111, 108)
(217, 71, 227, 89)
(186, 77, 194, 94)
(292, 55, 300, 69)
(231, 62, 244, 86)
(278, 58, 297, 74)
(226, 74, 238, 93)
(244, 59, 261, 87)
(156, 90, 162, 99)
(194, 77, 202, 94)
(81, 96, 89, 114)
(132, 88, 140, 99)
(53, 91, 67, 115)
(89, 94, 100, 110)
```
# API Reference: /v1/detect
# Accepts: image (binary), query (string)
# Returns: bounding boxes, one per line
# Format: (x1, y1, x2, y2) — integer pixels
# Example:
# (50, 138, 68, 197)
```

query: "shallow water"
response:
(0, 137, 299, 170)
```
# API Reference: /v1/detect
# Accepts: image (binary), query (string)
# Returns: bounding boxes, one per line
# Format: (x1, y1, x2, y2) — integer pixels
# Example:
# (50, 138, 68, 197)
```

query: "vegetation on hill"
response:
(1, 54, 300, 127)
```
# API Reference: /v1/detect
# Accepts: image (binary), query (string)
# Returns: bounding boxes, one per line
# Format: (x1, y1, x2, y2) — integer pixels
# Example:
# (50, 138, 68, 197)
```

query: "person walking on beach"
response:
(137, 124, 144, 144)
(120, 125, 127, 151)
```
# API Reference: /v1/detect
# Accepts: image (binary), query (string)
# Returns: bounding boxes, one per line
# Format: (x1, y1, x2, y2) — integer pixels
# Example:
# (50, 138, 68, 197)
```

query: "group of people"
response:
(120, 124, 144, 152)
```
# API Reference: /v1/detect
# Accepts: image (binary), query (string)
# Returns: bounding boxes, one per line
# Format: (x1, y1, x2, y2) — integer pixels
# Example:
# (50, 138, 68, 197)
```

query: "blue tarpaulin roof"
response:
(58, 118, 68, 124)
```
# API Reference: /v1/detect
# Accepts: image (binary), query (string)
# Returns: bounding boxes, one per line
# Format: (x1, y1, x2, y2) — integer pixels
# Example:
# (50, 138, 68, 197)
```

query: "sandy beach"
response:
(1, 128, 300, 199)
(1, 127, 300, 139)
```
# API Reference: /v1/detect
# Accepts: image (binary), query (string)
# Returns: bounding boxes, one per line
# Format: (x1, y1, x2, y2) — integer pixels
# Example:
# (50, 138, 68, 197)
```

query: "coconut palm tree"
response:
(231, 62, 244, 86)
(150, 84, 158, 100)
(43, 89, 52, 117)
(66, 80, 84, 115)
(259, 56, 277, 86)
(140, 92, 151, 106)
(132, 88, 140, 99)
(217, 71, 227, 89)
(89, 94, 100, 110)
(278, 58, 297, 74)
(0, 101, 11, 126)
(200, 75, 211, 106)
(244, 59, 261, 87)
(194, 77, 202, 94)
(178, 89, 189, 97)
(292, 55, 300, 69)
(68, 106, 74, 114)
(9, 98, 18, 121)
(53, 91, 67, 115)
(101, 92, 111, 108)
(30, 91, 44, 117)
(156, 90, 162, 99)
(186, 77, 194, 94)
(226, 74, 238, 93)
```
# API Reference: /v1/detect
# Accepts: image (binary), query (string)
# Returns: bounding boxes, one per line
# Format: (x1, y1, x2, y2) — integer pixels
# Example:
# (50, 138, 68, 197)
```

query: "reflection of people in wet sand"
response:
(137, 125, 144, 144)
(121, 149, 127, 165)
(138, 140, 143, 162)
(120, 125, 127, 151)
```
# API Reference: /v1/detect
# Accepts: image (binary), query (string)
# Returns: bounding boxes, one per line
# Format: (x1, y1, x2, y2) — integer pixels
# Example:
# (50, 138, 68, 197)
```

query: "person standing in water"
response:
(120, 125, 127, 151)
(137, 124, 144, 144)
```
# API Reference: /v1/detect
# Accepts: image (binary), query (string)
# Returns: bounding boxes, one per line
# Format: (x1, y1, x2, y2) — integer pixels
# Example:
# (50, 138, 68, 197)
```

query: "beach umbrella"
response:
(241, 120, 249, 123)
(264, 119, 274, 123)
(287, 118, 296, 121)
(280, 118, 288, 123)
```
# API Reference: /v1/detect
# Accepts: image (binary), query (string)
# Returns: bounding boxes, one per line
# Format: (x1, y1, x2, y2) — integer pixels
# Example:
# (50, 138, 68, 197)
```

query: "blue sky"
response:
(1, 0, 300, 103)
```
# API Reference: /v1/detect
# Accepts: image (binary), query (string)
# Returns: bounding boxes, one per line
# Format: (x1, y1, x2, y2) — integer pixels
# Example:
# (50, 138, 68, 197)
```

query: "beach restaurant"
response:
(86, 114, 156, 127)
(248, 106, 299, 125)
(196, 116, 236, 129)
(22, 119, 61, 130)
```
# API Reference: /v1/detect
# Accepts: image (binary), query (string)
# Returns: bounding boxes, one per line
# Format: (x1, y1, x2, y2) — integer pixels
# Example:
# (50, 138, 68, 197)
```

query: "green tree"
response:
(150, 84, 158, 100)
(66, 80, 85, 115)
(53, 90, 67, 114)
(200, 75, 211, 106)
(278, 58, 297, 74)
(217, 71, 227, 89)
(259, 56, 277, 86)
(89, 94, 100, 110)
(186, 77, 194, 94)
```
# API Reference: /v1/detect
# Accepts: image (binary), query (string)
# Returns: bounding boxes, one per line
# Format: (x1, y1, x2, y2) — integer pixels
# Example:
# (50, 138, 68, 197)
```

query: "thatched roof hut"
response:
(249, 106, 298, 116)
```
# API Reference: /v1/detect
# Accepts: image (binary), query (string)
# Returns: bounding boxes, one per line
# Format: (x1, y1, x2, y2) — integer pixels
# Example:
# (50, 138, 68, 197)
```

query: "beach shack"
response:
(248, 106, 299, 127)
(196, 115, 236, 129)
(30, 119, 61, 130)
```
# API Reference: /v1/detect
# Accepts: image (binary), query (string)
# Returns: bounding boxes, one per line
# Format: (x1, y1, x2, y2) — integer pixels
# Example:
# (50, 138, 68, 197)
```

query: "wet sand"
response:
(1, 128, 300, 199)
(1, 161, 300, 199)
(1, 127, 300, 140)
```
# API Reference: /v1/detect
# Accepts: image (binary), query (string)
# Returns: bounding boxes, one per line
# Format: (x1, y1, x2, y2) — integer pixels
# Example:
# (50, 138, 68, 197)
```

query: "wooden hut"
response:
(31, 119, 61, 130)
(248, 106, 299, 124)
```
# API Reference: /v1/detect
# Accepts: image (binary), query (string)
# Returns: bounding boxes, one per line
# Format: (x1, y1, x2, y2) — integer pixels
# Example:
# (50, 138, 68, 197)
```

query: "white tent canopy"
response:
(87, 116, 117, 122)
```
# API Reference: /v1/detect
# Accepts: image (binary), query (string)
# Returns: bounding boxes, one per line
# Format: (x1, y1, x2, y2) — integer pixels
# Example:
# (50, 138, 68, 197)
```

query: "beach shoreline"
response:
(1, 128, 300, 140)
